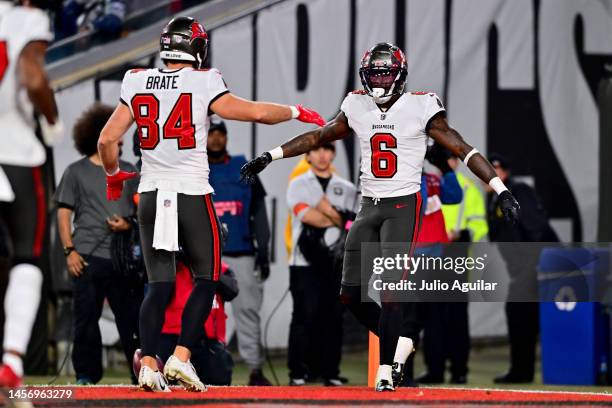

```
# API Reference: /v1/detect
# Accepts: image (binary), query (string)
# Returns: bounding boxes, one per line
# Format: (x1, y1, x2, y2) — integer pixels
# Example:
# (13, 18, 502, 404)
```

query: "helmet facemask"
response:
(361, 67, 403, 104)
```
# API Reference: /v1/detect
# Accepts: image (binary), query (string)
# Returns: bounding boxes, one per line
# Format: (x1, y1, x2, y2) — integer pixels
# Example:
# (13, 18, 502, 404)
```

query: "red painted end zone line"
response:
(61, 385, 612, 403)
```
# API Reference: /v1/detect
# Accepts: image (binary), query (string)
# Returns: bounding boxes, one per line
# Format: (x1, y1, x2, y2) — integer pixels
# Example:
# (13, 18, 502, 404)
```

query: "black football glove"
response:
(499, 190, 520, 224)
(240, 152, 272, 184)
(425, 142, 452, 174)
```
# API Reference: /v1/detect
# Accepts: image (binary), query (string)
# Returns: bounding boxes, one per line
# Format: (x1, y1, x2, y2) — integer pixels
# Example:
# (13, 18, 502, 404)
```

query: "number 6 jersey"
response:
(120, 67, 229, 195)
(340, 91, 445, 198)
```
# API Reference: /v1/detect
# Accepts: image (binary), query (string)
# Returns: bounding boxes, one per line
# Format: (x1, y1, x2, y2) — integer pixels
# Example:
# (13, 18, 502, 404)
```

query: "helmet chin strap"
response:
(372, 88, 392, 104)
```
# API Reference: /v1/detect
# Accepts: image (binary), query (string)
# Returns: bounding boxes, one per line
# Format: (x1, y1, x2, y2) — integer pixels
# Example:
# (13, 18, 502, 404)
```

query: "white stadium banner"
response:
(52, 0, 612, 345)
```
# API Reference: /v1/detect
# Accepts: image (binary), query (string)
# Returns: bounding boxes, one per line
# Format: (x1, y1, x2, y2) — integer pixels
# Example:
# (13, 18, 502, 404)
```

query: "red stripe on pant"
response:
(409, 192, 423, 257)
(402, 192, 423, 280)
(32, 167, 46, 258)
(204, 194, 221, 281)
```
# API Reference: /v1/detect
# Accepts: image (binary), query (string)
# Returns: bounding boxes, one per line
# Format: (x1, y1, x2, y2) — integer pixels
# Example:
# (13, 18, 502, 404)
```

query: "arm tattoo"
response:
(427, 114, 497, 183)
(280, 129, 321, 158)
(280, 112, 350, 158)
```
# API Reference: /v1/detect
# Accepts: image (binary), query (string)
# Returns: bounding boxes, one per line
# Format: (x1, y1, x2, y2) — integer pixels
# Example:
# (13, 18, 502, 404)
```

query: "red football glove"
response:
(106, 170, 137, 201)
(295, 105, 326, 127)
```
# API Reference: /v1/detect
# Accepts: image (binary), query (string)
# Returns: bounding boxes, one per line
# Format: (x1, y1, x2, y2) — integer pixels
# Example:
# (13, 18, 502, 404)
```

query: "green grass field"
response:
(22, 344, 612, 394)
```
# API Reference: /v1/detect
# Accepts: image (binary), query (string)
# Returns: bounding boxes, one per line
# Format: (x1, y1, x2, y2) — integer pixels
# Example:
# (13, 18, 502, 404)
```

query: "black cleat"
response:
(450, 375, 467, 385)
(416, 372, 444, 384)
(400, 377, 420, 387)
(391, 362, 404, 388)
(323, 378, 344, 387)
(289, 377, 306, 386)
(375, 379, 395, 392)
(493, 372, 533, 384)
(248, 369, 272, 386)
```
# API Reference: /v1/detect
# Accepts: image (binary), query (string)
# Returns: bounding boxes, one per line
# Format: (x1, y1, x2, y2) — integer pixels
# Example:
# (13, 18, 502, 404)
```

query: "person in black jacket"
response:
(486, 154, 558, 384)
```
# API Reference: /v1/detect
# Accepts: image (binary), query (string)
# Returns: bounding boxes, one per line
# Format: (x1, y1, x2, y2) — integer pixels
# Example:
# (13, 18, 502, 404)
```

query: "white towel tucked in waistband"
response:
(0, 167, 15, 202)
(153, 190, 179, 251)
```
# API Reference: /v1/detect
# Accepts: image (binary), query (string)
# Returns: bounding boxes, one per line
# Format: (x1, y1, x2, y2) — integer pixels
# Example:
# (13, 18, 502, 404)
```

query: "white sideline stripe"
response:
(428, 385, 612, 397)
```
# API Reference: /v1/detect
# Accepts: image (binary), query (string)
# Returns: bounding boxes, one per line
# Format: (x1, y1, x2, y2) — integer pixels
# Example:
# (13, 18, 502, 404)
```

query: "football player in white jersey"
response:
(0, 0, 61, 387)
(98, 16, 325, 392)
(241, 42, 520, 392)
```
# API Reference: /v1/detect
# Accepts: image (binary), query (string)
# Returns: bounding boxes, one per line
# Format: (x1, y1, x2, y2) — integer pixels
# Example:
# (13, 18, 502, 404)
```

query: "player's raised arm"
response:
(426, 112, 520, 222)
(19, 41, 57, 124)
(239, 111, 351, 184)
(19, 40, 64, 145)
(211, 93, 325, 126)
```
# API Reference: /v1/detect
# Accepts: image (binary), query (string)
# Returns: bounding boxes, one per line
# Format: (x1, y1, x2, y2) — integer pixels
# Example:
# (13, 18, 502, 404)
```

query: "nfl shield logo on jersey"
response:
(164, 199, 172, 208)
(380, 113, 386, 121)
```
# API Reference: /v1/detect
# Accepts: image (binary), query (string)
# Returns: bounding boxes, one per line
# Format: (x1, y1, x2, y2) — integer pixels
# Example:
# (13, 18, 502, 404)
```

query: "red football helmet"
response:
(359, 42, 408, 103)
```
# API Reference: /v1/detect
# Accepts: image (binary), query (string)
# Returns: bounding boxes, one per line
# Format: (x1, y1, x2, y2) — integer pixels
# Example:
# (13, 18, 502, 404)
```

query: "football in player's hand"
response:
(132, 348, 165, 378)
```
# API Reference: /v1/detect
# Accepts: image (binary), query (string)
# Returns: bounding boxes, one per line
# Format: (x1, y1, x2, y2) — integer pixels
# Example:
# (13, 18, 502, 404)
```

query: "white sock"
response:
(393, 336, 414, 365)
(3, 264, 42, 357)
(2, 353, 23, 377)
(376, 364, 392, 382)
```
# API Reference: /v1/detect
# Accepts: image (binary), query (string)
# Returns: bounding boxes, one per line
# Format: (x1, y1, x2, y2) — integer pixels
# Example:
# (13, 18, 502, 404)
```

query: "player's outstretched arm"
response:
(210, 93, 325, 126)
(427, 113, 520, 222)
(240, 111, 351, 184)
(98, 103, 137, 200)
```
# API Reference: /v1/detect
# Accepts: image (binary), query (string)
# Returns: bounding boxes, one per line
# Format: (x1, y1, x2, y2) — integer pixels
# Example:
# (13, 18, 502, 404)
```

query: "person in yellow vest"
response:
(417, 153, 488, 385)
(442, 154, 489, 243)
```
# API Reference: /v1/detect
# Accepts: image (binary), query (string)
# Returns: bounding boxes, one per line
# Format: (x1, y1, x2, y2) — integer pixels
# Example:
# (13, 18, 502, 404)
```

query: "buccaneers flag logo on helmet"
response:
(160, 17, 209, 68)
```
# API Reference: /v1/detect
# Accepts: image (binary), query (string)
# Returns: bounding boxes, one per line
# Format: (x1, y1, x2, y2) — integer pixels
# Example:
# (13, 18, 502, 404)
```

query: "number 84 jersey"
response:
(120, 67, 229, 195)
(340, 91, 445, 199)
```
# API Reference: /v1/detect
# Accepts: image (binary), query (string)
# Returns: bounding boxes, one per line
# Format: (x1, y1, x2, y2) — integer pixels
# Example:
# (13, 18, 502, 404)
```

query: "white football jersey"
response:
(0, 3, 53, 166)
(340, 91, 445, 198)
(120, 67, 229, 195)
